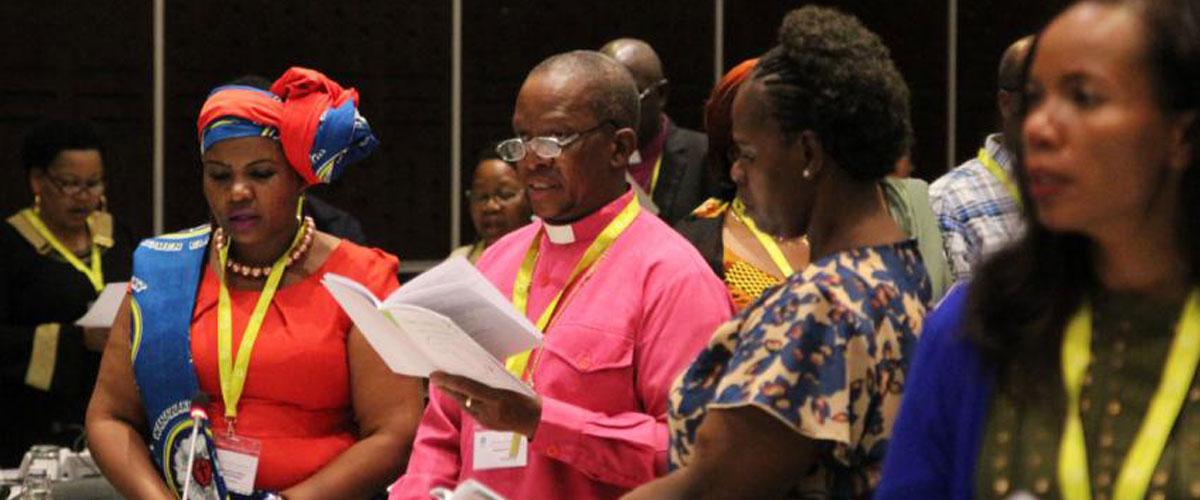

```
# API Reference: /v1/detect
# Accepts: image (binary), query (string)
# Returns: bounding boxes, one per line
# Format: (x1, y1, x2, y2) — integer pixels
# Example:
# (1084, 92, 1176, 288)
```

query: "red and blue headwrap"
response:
(197, 67, 379, 185)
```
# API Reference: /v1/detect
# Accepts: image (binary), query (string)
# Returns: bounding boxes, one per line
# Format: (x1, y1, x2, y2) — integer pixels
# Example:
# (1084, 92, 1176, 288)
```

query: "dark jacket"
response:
(651, 119, 710, 226)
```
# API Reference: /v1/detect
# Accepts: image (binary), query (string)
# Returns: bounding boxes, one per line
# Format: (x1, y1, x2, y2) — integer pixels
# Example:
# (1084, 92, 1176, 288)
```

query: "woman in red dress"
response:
(86, 68, 423, 499)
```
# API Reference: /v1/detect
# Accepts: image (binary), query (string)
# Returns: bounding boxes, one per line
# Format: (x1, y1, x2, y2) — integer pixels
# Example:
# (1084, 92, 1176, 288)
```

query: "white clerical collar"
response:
(543, 221, 576, 244)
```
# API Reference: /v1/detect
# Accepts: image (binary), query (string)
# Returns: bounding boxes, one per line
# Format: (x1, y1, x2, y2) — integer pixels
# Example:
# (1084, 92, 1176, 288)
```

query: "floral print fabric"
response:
(668, 241, 931, 497)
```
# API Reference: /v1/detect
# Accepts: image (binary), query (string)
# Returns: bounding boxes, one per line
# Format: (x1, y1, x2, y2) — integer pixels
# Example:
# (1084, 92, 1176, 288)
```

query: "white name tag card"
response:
(472, 430, 528, 471)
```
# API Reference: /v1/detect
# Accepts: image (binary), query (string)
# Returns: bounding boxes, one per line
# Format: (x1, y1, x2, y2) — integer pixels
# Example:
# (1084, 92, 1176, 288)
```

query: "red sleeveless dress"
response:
(190, 240, 399, 491)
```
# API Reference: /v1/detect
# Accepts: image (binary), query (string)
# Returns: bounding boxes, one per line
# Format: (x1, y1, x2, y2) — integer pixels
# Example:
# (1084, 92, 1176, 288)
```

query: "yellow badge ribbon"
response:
(215, 223, 306, 430)
(21, 208, 103, 292)
(978, 148, 1023, 208)
(505, 195, 641, 381)
(648, 154, 663, 196)
(1058, 290, 1200, 500)
(730, 198, 795, 277)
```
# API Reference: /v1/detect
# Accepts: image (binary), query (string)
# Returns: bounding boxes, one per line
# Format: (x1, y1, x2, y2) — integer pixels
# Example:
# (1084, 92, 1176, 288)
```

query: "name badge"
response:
(213, 433, 261, 495)
(472, 430, 528, 471)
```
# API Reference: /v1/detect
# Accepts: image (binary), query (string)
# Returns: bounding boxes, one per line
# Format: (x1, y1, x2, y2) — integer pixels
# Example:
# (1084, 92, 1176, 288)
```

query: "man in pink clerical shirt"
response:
(389, 51, 735, 499)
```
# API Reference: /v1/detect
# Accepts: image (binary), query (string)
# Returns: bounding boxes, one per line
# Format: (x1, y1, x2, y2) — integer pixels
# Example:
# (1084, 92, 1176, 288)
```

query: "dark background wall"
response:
(163, 1, 451, 259)
(0, 1, 153, 241)
(0, 0, 1064, 264)
(955, 0, 1069, 161)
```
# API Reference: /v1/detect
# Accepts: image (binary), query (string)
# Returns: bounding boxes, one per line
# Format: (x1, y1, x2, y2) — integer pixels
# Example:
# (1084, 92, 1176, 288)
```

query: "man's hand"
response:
(431, 371, 542, 438)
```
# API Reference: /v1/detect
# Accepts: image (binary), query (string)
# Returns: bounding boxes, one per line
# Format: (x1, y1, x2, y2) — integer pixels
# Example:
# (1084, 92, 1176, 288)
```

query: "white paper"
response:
(386, 257, 541, 358)
(430, 478, 509, 500)
(385, 305, 534, 397)
(322, 274, 435, 377)
(321, 268, 537, 398)
(75, 282, 128, 328)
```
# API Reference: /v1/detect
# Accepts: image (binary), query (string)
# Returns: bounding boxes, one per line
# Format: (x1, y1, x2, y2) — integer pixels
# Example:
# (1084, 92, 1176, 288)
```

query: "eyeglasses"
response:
(466, 188, 523, 205)
(43, 172, 104, 197)
(638, 79, 668, 102)
(496, 121, 615, 163)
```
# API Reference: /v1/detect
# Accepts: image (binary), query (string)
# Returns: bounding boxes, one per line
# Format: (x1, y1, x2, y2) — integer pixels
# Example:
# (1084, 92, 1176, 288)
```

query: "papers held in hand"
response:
(322, 256, 542, 398)
(75, 282, 129, 328)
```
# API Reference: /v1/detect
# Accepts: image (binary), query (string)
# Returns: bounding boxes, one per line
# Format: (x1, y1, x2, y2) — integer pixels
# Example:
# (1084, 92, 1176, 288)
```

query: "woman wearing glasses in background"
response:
(450, 143, 532, 264)
(0, 119, 134, 466)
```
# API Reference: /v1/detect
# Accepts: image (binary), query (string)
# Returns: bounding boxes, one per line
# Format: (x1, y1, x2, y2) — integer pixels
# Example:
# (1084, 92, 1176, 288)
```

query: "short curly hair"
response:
(21, 118, 105, 173)
(753, 6, 912, 181)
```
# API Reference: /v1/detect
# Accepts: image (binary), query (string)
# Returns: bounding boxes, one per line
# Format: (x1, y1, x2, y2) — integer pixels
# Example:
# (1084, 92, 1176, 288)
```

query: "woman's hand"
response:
(82, 326, 109, 352)
(431, 371, 542, 438)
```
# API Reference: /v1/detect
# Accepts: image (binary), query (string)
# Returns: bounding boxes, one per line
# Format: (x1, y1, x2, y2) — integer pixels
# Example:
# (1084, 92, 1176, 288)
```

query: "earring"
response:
(99, 195, 108, 212)
(33, 194, 41, 213)
(802, 169, 813, 180)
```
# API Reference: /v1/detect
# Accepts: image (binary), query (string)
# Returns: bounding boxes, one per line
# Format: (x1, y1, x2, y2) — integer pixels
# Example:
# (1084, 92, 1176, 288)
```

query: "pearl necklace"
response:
(213, 216, 316, 279)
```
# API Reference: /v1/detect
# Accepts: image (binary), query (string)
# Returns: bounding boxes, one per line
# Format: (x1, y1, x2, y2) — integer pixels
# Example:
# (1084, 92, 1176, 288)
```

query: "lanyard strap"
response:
(1059, 290, 1200, 500)
(215, 224, 305, 425)
(648, 154, 663, 196)
(505, 196, 641, 379)
(978, 148, 1023, 208)
(21, 209, 103, 292)
(730, 198, 795, 277)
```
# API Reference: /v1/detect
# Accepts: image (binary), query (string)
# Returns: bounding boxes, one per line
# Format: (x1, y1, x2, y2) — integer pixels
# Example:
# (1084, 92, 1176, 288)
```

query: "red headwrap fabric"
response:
(196, 67, 376, 186)
(268, 68, 362, 185)
(704, 58, 759, 174)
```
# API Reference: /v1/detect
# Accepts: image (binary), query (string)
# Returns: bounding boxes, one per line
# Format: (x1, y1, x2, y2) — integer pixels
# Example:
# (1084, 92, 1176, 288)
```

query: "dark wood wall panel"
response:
(458, 0, 715, 242)
(164, 1, 451, 260)
(1, 1, 1077, 260)
(725, 0, 949, 180)
(0, 1, 152, 240)
(954, 0, 1068, 166)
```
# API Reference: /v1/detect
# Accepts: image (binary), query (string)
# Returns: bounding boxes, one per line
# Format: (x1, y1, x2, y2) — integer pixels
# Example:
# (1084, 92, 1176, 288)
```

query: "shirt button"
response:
(546, 445, 560, 457)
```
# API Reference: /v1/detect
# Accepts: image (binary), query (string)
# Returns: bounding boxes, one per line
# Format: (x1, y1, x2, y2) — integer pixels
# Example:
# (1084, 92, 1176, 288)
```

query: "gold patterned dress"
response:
(668, 241, 931, 498)
(976, 290, 1200, 499)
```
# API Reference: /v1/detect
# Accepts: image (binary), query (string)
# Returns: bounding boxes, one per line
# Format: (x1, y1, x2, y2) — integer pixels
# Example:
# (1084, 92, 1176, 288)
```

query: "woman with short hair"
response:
(625, 6, 930, 498)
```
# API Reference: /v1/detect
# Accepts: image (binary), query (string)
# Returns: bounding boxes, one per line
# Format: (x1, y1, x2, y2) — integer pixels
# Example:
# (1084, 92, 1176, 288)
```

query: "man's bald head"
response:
(527, 50, 640, 131)
(997, 35, 1035, 147)
(600, 38, 665, 87)
(998, 35, 1035, 91)
(600, 38, 668, 143)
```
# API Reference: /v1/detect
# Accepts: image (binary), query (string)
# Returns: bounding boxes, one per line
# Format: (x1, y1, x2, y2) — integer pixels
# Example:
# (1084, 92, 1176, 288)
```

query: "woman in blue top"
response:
(877, 0, 1200, 498)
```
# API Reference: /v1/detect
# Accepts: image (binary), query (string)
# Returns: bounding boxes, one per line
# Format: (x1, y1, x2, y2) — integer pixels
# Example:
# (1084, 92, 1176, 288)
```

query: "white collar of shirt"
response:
(542, 221, 576, 245)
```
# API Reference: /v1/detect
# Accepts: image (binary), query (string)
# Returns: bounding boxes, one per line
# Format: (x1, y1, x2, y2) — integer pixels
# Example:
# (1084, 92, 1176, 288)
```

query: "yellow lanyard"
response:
(21, 208, 103, 292)
(1059, 290, 1200, 500)
(505, 196, 641, 379)
(730, 198, 795, 277)
(215, 225, 305, 428)
(648, 155, 663, 196)
(978, 148, 1023, 208)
